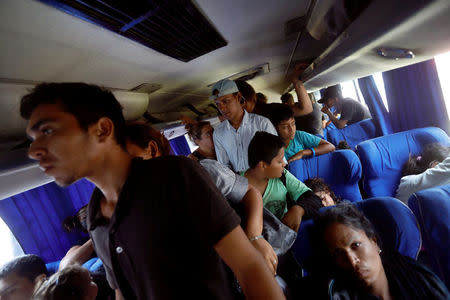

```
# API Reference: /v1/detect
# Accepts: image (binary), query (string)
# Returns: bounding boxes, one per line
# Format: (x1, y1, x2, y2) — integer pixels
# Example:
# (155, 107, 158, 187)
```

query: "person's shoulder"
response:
(249, 112, 270, 123)
(213, 120, 228, 134)
(133, 156, 199, 175)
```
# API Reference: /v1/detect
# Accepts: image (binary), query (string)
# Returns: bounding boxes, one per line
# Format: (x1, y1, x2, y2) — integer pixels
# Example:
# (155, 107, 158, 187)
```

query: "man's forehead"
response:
(279, 118, 295, 125)
(215, 93, 235, 102)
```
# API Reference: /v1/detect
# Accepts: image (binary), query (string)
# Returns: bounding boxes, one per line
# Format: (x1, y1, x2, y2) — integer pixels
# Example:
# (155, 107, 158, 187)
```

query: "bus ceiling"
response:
(0, 0, 450, 123)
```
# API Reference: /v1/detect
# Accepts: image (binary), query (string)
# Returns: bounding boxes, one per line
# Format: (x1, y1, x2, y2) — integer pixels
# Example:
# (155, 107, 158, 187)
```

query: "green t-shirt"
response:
(284, 130, 321, 160)
(242, 169, 311, 219)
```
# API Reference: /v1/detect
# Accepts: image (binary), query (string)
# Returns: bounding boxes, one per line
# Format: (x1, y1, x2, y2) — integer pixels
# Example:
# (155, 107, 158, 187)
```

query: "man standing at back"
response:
(319, 84, 371, 129)
(212, 79, 277, 172)
(21, 83, 284, 300)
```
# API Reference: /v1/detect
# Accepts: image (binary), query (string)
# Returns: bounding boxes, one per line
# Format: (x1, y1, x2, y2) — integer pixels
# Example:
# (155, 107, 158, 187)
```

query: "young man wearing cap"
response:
(211, 79, 277, 173)
(319, 84, 371, 129)
(21, 83, 285, 300)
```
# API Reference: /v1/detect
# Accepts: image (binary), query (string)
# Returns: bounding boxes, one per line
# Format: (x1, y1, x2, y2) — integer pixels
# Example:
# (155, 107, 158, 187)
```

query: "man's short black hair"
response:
(280, 93, 293, 104)
(248, 131, 285, 169)
(268, 103, 294, 128)
(235, 80, 256, 102)
(0, 255, 47, 281)
(20, 82, 126, 148)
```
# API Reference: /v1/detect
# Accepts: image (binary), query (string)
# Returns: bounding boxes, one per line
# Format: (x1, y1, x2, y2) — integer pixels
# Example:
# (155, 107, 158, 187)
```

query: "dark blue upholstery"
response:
(326, 119, 380, 150)
(292, 197, 421, 274)
(0, 179, 95, 263)
(408, 185, 450, 288)
(357, 127, 450, 198)
(288, 150, 362, 202)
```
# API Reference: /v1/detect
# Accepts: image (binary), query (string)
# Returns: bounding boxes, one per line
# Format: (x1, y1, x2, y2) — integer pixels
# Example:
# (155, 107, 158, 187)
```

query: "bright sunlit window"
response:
(0, 217, 24, 265)
(340, 80, 368, 108)
(435, 51, 450, 119)
(373, 72, 389, 112)
(185, 134, 198, 153)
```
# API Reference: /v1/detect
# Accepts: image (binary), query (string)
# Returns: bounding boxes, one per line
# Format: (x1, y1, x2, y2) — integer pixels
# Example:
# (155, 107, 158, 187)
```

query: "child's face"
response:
(264, 147, 287, 178)
(315, 191, 335, 207)
(276, 117, 296, 142)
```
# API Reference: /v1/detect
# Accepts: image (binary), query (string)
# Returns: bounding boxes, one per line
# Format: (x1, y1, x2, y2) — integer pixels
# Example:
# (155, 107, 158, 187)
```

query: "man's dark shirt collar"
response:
(87, 158, 142, 231)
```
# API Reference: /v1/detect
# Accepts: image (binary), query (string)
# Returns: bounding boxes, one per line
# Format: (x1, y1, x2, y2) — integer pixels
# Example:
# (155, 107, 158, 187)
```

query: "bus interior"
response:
(0, 0, 449, 296)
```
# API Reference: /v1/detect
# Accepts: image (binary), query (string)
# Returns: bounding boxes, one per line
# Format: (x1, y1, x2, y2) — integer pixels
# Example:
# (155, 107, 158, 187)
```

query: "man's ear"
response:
(93, 117, 114, 142)
(146, 140, 159, 158)
(257, 161, 267, 170)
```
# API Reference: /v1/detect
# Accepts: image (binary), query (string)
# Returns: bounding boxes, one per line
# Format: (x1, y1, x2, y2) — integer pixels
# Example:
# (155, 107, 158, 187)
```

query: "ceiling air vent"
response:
(37, 0, 227, 62)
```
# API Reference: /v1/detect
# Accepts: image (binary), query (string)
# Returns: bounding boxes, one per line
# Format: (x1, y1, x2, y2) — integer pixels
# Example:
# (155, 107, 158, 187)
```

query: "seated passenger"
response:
(313, 202, 449, 299)
(304, 178, 341, 207)
(319, 84, 371, 129)
(281, 64, 324, 135)
(125, 122, 172, 159)
(212, 79, 277, 172)
(59, 205, 93, 271)
(0, 255, 47, 300)
(185, 121, 216, 161)
(33, 265, 98, 300)
(268, 103, 335, 163)
(396, 143, 450, 203)
(60, 206, 114, 299)
(243, 131, 322, 232)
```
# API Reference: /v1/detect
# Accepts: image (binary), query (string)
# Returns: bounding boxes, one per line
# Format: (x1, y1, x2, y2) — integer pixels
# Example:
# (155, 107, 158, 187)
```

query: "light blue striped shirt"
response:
(213, 110, 277, 172)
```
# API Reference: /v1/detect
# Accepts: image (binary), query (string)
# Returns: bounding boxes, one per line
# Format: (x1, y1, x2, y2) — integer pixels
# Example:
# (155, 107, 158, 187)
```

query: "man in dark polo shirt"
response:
(21, 83, 285, 300)
(319, 84, 371, 129)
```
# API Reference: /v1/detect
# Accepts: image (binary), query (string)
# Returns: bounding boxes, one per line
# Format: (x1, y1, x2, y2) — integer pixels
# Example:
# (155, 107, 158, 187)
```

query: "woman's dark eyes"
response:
(351, 242, 361, 249)
(42, 128, 53, 135)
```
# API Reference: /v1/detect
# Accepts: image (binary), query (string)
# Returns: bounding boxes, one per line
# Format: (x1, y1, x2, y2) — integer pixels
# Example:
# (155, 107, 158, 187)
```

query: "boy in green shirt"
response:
(268, 104, 335, 163)
(242, 132, 322, 232)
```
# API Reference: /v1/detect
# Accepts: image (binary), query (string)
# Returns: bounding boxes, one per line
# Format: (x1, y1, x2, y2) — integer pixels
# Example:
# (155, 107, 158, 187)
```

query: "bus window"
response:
(0, 217, 24, 265)
(373, 73, 389, 112)
(435, 51, 450, 119)
(340, 79, 367, 108)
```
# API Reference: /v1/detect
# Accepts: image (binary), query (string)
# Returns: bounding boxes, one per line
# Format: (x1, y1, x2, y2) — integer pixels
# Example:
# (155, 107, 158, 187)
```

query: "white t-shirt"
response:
(395, 156, 450, 203)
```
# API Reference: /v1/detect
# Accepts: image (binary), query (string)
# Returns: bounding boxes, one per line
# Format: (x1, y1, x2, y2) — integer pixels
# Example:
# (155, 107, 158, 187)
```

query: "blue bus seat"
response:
(288, 150, 362, 202)
(356, 127, 450, 198)
(408, 185, 450, 288)
(292, 197, 421, 274)
(45, 257, 104, 275)
(326, 119, 379, 150)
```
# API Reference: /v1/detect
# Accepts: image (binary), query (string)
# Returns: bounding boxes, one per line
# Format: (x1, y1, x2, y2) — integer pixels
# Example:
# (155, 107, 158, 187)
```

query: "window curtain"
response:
(358, 76, 393, 135)
(0, 179, 95, 263)
(169, 135, 191, 156)
(382, 59, 449, 134)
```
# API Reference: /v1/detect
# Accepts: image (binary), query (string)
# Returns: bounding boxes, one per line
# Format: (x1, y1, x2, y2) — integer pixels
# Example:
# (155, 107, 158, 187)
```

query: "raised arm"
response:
(214, 226, 285, 300)
(241, 184, 278, 275)
(291, 64, 313, 116)
(58, 239, 94, 270)
(322, 106, 348, 129)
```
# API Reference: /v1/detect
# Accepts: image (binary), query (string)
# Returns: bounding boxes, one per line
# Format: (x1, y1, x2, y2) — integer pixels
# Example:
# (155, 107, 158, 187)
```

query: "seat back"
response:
(326, 119, 379, 150)
(292, 197, 421, 274)
(408, 185, 450, 288)
(357, 127, 450, 198)
(288, 150, 362, 202)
